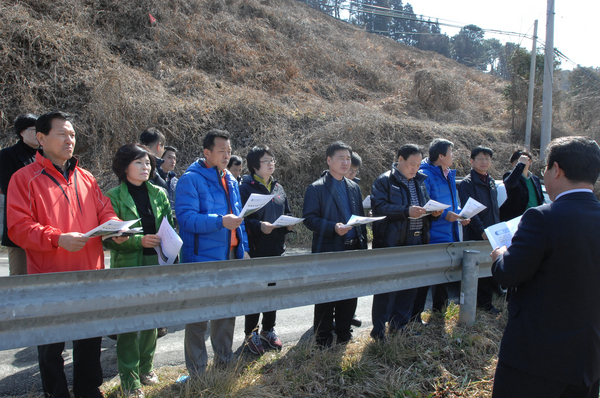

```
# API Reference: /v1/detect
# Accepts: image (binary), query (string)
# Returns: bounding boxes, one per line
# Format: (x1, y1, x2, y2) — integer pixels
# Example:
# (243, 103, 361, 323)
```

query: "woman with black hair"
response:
(239, 145, 294, 355)
(104, 143, 174, 397)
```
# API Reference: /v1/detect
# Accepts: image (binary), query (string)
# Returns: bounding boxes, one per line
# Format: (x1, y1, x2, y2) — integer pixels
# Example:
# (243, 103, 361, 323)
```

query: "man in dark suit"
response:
(499, 149, 544, 221)
(303, 141, 367, 347)
(490, 136, 600, 398)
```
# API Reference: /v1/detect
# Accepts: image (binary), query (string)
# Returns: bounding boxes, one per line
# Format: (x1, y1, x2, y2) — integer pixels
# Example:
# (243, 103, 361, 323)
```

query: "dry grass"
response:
(89, 299, 506, 398)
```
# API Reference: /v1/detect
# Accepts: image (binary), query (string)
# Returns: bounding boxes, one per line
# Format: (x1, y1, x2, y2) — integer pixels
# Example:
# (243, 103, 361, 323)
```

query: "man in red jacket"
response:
(7, 111, 127, 398)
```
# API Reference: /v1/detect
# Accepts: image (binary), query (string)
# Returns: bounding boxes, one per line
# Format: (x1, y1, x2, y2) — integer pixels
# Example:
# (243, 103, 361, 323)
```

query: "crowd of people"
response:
(1, 110, 600, 398)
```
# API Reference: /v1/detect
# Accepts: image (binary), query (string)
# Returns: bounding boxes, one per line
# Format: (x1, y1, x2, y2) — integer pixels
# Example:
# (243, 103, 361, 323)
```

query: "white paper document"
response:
(155, 217, 183, 265)
(458, 197, 487, 220)
(362, 195, 372, 209)
(485, 216, 522, 249)
(342, 214, 386, 227)
(408, 199, 450, 219)
(84, 219, 141, 238)
(272, 215, 304, 227)
(239, 193, 274, 218)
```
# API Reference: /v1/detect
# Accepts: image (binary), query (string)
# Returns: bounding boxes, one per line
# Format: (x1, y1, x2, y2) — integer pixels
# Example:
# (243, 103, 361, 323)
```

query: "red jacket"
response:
(7, 152, 119, 274)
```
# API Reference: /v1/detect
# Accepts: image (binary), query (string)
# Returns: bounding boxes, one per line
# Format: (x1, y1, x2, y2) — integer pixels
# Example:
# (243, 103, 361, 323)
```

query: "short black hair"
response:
(509, 149, 532, 164)
(162, 146, 178, 157)
(227, 154, 243, 169)
(470, 146, 493, 159)
(140, 127, 165, 147)
(112, 143, 156, 183)
(246, 146, 273, 175)
(14, 113, 38, 140)
(397, 144, 422, 161)
(35, 111, 71, 136)
(429, 138, 454, 162)
(546, 136, 600, 184)
(203, 129, 230, 151)
(351, 152, 362, 168)
(326, 141, 352, 158)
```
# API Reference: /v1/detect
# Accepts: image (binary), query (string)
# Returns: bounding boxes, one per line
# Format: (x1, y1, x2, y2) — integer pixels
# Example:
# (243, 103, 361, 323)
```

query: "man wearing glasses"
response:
(0, 113, 39, 275)
(458, 146, 501, 314)
(490, 136, 600, 398)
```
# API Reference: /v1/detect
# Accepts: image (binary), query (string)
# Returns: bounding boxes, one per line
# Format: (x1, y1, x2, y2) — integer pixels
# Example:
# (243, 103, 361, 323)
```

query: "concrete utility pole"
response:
(524, 20, 538, 150)
(540, 0, 555, 159)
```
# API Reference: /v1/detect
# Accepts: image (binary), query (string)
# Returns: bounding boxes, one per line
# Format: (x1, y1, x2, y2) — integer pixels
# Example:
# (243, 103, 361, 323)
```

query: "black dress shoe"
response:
(157, 327, 168, 338)
(350, 314, 362, 327)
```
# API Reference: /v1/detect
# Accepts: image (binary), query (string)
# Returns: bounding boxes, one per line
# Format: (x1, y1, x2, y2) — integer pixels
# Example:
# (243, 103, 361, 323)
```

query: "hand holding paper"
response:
(342, 215, 385, 227)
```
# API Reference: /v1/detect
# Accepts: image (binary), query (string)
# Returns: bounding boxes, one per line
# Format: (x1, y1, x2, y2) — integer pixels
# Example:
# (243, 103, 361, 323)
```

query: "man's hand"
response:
(58, 232, 89, 252)
(243, 251, 250, 259)
(459, 218, 471, 226)
(445, 211, 461, 222)
(260, 222, 277, 235)
(518, 155, 531, 165)
(112, 236, 129, 244)
(408, 206, 427, 218)
(431, 210, 443, 217)
(335, 223, 352, 236)
(286, 224, 295, 231)
(491, 245, 507, 261)
(141, 234, 161, 248)
(482, 232, 489, 240)
(222, 214, 243, 231)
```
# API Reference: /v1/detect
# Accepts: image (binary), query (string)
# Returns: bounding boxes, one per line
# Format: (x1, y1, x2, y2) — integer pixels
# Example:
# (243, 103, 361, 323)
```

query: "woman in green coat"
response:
(104, 143, 174, 397)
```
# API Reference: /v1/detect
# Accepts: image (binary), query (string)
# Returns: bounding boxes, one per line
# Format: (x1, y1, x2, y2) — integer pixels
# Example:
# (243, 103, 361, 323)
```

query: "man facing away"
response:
(490, 136, 600, 398)
(303, 141, 367, 348)
(369, 144, 442, 340)
(7, 111, 127, 398)
(0, 113, 38, 275)
(175, 129, 249, 379)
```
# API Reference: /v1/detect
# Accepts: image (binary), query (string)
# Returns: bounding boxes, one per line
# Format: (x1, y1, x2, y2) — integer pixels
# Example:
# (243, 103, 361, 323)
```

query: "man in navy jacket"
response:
(491, 136, 600, 398)
(303, 141, 367, 347)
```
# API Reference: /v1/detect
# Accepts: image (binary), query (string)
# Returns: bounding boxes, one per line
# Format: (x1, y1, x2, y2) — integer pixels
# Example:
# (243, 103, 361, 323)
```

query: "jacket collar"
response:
(35, 151, 78, 180)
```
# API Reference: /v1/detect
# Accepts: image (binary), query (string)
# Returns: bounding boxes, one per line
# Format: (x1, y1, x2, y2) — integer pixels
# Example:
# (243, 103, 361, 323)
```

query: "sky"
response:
(408, 0, 598, 70)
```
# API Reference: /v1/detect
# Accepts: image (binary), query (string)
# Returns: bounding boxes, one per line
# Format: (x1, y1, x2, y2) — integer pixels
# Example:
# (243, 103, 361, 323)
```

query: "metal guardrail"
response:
(0, 241, 492, 351)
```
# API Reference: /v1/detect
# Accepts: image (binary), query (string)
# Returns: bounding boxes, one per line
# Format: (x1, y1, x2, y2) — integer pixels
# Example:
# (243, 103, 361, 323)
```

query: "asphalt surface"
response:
(0, 249, 385, 396)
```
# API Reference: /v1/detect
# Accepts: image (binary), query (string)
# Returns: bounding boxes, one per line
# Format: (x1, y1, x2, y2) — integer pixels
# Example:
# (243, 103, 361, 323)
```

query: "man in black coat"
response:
(369, 144, 442, 340)
(499, 150, 544, 221)
(303, 141, 367, 347)
(490, 136, 600, 398)
(0, 113, 38, 275)
(458, 146, 501, 313)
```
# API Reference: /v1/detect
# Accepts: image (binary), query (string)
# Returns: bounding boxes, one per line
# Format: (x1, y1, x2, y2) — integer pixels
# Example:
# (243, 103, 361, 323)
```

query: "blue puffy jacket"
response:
(419, 158, 459, 243)
(175, 159, 248, 263)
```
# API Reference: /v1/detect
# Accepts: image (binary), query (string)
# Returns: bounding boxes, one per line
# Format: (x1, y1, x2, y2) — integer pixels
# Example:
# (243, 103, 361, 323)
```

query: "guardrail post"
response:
(458, 250, 480, 325)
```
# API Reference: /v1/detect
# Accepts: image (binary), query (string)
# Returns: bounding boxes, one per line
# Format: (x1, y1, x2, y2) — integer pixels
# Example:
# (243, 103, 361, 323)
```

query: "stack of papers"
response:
(484, 215, 522, 249)
(408, 199, 450, 219)
(457, 198, 486, 220)
(239, 194, 274, 218)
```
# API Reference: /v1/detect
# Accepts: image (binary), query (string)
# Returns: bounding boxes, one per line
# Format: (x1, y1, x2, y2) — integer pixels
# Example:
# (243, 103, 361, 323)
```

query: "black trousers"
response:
(493, 360, 600, 398)
(244, 311, 276, 335)
(314, 297, 358, 347)
(38, 337, 104, 398)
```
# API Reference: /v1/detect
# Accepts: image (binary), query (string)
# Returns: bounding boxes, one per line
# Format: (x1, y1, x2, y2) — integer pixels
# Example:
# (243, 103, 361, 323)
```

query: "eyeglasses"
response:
(26, 127, 36, 132)
(473, 156, 492, 162)
(348, 168, 360, 175)
(260, 158, 276, 164)
(541, 165, 548, 177)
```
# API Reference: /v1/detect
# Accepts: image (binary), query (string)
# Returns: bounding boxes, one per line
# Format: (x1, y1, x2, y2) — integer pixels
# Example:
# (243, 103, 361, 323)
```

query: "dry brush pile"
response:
(1, 0, 524, 242)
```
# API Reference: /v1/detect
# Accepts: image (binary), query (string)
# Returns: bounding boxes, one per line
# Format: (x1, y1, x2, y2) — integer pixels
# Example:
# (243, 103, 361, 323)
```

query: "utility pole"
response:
(524, 20, 538, 150)
(540, 0, 554, 159)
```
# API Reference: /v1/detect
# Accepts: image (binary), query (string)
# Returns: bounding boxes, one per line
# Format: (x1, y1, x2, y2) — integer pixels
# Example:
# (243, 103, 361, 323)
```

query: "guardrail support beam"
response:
(458, 250, 480, 326)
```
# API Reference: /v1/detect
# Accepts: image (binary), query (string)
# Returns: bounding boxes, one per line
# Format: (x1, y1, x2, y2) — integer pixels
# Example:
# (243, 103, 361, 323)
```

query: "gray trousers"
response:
(184, 317, 235, 376)
(8, 246, 27, 276)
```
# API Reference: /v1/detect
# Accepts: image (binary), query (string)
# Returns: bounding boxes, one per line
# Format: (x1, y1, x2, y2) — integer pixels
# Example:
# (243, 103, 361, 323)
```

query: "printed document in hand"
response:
(484, 215, 522, 249)
(155, 217, 183, 265)
(457, 198, 486, 220)
(362, 195, 372, 209)
(84, 219, 141, 238)
(239, 193, 275, 218)
(408, 199, 451, 219)
(272, 215, 304, 227)
(342, 215, 386, 227)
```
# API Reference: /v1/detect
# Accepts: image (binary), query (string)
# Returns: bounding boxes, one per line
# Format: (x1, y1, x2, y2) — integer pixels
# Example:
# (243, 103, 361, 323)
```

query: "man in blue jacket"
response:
(413, 139, 469, 318)
(175, 129, 249, 378)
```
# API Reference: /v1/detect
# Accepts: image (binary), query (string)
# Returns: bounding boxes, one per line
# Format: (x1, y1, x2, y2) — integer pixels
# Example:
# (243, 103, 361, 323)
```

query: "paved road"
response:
(0, 250, 380, 396)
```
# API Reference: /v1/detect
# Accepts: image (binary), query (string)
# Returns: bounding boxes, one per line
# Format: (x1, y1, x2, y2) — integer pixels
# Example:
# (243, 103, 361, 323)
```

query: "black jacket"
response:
(303, 172, 367, 253)
(492, 192, 600, 386)
(239, 174, 292, 258)
(0, 140, 37, 246)
(150, 156, 169, 190)
(499, 162, 544, 221)
(370, 164, 436, 248)
(458, 169, 500, 241)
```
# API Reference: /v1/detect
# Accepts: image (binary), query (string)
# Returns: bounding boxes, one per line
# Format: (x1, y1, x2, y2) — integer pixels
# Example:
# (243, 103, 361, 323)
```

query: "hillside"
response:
(1, 0, 526, 227)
